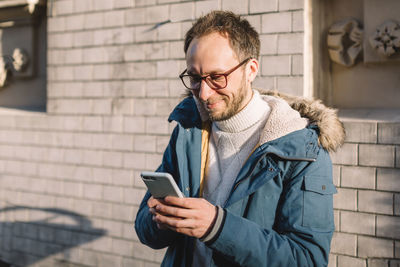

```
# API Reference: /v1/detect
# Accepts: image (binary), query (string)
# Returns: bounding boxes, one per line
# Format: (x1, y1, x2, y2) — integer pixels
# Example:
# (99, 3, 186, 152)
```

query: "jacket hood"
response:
(256, 89, 345, 152)
(170, 89, 345, 152)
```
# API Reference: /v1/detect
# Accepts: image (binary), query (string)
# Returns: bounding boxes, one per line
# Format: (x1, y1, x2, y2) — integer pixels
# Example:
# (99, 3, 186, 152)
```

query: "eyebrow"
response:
(187, 68, 226, 76)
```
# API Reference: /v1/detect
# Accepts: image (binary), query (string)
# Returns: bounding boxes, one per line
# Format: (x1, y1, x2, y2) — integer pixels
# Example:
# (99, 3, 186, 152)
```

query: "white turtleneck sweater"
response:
(192, 90, 271, 267)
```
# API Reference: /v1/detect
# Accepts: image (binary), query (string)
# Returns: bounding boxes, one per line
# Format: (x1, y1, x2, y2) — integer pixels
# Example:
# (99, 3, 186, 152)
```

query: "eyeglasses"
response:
(179, 57, 252, 91)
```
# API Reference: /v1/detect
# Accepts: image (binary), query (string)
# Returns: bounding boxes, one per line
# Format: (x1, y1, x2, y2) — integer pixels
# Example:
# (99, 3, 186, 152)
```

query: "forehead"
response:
(185, 32, 238, 72)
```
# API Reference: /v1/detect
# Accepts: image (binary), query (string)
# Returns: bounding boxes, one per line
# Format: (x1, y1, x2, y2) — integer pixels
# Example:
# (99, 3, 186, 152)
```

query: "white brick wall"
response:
(1, 1, 398, 267)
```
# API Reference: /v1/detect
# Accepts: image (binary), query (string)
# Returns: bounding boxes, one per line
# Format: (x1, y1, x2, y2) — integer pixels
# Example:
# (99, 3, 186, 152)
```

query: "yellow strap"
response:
(200, 121, 211, 197)
(199, 120, 260, 197)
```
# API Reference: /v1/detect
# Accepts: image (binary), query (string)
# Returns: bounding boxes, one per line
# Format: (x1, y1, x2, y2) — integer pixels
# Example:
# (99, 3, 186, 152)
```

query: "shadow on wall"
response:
(0, 206, 107, 266)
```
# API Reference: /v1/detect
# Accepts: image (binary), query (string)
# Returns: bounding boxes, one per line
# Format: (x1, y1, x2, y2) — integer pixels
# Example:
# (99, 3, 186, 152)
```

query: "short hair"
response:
(184, 11, 260, 61)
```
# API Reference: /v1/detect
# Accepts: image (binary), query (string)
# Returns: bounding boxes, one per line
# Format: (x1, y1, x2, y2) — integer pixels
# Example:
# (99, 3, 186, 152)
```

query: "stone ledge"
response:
(338, 109, 400, 123)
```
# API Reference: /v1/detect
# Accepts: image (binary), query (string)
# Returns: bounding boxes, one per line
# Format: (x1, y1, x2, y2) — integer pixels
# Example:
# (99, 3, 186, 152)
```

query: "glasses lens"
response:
(207, 74, 226, 89)
(181, 75, 200, 90)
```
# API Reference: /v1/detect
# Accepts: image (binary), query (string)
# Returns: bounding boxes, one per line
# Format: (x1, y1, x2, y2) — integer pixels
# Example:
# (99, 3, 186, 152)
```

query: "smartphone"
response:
(140, 171, 184, 198)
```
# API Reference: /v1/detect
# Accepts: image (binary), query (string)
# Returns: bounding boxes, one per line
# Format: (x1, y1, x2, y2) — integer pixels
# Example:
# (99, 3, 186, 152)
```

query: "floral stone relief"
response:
(369, 20, 400, 57)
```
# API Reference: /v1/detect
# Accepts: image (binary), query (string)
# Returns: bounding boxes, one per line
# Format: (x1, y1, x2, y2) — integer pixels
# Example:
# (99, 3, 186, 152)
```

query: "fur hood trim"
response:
(256, 89, 345, 152)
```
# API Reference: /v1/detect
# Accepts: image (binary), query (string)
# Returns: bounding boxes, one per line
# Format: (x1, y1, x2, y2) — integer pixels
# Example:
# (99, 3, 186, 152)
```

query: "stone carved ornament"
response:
(369, 20, 400, 57)
(327, 18, 363, 67)
(0, 48, 30, 88)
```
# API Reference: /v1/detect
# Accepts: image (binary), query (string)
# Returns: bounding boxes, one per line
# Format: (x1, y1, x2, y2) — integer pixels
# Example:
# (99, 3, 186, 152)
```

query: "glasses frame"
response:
(179, 57, 252, 91)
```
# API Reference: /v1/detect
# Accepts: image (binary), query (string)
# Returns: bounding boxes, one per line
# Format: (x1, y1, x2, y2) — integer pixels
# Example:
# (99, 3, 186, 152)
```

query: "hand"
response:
(148, 196, 216, 238)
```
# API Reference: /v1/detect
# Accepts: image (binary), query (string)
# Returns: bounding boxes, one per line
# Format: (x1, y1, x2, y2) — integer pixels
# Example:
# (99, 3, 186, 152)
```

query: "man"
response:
(135, 11, 344, 267)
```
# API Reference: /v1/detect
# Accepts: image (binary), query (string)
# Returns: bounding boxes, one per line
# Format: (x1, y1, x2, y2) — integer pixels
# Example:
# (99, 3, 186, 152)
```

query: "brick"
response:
(334, 210, 339, 231)
(124, 187, 146, 205)
(292, 10, 303, 32)
(74, 0, 93, 12)
(377, 215, 400, 239)
(169, 41, 185, 59)
(103, 115, 124, 133)
(124, 81, 146, 97)
(390, 260, 400, 267)
(261, 55, 291, 75)
(146, 153, 163, 170)
(260, 34, 278, 55)
(278, 33, 303, 54)
(330, 143, 358, 165)
(252, 76, 275, 91)
(83, 184, 103, 200)
(102, 220, 123, 238)
(244, 15, 261, 33)
(328, 254, 336, 267)
(396, 241, 400, 258)
(130, 62, 157, 79)
(74, 65, 93, 81)
(136, 0, 155, 6)
(112, 99, 133, 115)
(379, 123, 400, 145)
(54, 0, 74, 15)
(133, 99, 157, 116)
(112, 238, 133, 256)
(93, 0, 113, 11)
(170, 2, 194, 22)
(73, 31, 94, 47)
(48, 17, 66, 32)
(103, 10, 125, 27)
(82, 149, 103, 166)
(113, 0, 134, 9)
(92, 237, 113, 253)
(359, 190, 393, 215)
(125, 7, 146, 25)
(279, 0, 303, 11)
(222, 0, 248, 14)
(112, 204, 134, 222)
(157, 136, 170, 153)
(397, 146, 400, 168)
(359, 144, 395, 167)
(123, 152, 146, 169)
(343, 121, 377, 143)
(84, 13, 104, 29)
(292, 54, 303, 75)
(112, 134, 133, 151)
(64, 182, 83, 198)
(103, 185, 124, 203)
(262, 12, 291, 34)
(146, 80, 169, 97)
(276, 76, 303, 96)
(92, 201, 112, 219)
(333, 188, 357, 211)
(340, 211, 375, 235)
(368, 259, 389, 267)
(147, 43, 170, 60)
(195, 0, 220, 18)
(341, 166, 375, 189)
(358, 236, 393, 258)
(396, 194, 400, 215)
(157, 60, 182, 78)
(134, 135, 157, 152)
(158, 22, 181, 41)
(332, 165, 340, 187)
(377, 168, 400, 192)
(156, 99, 177, 116)
(146, 116, 169, 135)
(145, 5, 169, 24)
(330, 232, 356, 256)
(124, 116, 146, 133)
(102, 151, 123, 168)
(338, 256, 366, 267)
(65, 14, 84, 31)
(73, 199, 92, 216)
(112, 169, 133, 186)
(250, 0, 277, 13)
(83, 116, 103, 132)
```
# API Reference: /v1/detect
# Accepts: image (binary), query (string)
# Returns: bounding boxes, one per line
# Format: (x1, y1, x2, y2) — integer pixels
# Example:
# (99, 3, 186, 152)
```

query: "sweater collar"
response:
(214, 90, 270, 133)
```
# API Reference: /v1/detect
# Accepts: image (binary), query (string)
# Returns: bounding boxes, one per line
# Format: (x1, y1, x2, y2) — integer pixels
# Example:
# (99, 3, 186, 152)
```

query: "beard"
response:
(206, 75, 248, 121)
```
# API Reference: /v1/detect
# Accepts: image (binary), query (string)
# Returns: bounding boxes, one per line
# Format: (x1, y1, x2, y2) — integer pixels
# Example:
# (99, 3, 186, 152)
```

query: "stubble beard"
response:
(207, 77, 248, 122)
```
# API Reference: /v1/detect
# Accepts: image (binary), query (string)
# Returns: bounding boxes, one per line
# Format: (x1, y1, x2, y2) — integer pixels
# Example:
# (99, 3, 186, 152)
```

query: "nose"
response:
(198, 79, 214, 102)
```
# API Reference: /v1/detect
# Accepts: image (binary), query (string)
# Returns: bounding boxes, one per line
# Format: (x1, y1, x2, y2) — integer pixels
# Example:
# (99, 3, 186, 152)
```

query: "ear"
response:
(246, 58, 259, 83)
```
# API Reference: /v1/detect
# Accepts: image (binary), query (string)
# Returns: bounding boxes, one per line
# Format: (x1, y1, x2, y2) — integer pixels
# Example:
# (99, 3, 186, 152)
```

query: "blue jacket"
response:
(135, 92, 345, 267)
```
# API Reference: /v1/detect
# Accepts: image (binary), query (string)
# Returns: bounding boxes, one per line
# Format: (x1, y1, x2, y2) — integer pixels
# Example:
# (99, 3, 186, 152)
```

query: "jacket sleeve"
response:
(206, 148, 336, 267)
(134, 126, 183, 249)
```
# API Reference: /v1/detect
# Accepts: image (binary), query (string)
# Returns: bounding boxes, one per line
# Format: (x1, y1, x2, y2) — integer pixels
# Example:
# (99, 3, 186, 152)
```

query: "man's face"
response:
(185, 32, 254, 121)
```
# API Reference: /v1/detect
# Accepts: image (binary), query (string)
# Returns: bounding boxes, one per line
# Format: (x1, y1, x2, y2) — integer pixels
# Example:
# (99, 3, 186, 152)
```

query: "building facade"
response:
(0, 0, 399, 266)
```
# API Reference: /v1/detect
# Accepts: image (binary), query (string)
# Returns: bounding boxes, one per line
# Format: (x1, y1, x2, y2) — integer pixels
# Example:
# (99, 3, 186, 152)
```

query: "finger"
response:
(155, 204, 193, 219)
(163, 196, 196, 208)
(154, 213, 197, 229)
